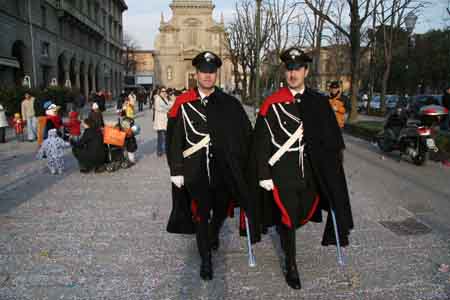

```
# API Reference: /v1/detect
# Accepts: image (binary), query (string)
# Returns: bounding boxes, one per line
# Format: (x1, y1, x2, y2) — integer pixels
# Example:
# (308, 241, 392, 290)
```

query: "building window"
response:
(41, 42, 50, 57)
(41, 5, 47, 28)
(167, 66, 173, 81)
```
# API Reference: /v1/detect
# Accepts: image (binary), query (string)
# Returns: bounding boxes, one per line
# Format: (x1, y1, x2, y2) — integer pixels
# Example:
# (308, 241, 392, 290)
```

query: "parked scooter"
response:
(376, 105, 447, 165)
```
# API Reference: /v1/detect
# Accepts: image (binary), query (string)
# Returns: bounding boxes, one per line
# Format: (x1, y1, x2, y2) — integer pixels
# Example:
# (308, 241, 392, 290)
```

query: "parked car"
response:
(409, 95, 443, 118)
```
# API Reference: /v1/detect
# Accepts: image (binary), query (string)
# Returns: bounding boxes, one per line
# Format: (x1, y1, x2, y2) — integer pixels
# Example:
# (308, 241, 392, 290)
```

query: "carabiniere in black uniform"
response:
(166, 51, 252, 281)
(248, 47, 354, 290)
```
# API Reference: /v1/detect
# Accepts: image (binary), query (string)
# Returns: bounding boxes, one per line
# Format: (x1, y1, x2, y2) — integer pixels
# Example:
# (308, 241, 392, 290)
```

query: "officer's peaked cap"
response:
(192, 51, 222, 73)
(280, 47, 312, 70)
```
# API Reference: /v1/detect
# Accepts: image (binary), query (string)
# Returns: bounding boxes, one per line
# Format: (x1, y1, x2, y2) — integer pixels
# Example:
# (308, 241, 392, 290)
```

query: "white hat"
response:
(92, 102, 99, 110)
(47, 104, 57, 110)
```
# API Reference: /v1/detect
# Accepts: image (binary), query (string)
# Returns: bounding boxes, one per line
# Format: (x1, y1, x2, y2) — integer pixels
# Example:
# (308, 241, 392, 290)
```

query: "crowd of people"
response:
(0, 89, 146, 175)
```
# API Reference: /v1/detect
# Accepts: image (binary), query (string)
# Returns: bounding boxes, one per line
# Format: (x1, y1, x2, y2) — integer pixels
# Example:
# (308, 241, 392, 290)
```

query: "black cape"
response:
(166, 88, 252, 234)
(247, 87, 354, 243)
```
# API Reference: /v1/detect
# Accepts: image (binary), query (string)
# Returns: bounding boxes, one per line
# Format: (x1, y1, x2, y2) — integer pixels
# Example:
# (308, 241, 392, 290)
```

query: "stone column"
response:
(75, 71, 80, 89)
(92, 71, 97, 93)
(83, 70, 89, 100)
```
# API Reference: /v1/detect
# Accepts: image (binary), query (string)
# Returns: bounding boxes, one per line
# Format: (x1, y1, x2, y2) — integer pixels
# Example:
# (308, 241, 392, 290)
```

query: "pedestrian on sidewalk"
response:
(43, 103, 63, 140)
(71, 118, 106, 173)
(248, 47, 354, 290)
(63, 111, 81, 142)
(88, 103, 104, 130)
(34, 94, 47, 146)
(0, 104, 8, 143)
(36, 128, 70, 175)
(328, 81, 346, 128)
(12, 113, 24, 142)
(21, 92, 37, 142)
(166, 51, 252, 281)
(153, 87, 171, 156)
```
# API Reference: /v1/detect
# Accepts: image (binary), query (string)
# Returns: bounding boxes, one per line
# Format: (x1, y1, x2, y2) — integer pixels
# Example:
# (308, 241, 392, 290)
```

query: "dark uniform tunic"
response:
(166, 88, 252, 257)
(249, 87, 353, 245)
(257, 92, 319, 229)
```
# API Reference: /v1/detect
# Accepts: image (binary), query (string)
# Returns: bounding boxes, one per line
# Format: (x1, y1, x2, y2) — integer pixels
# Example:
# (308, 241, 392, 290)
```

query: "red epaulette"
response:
(168, 89, 199, 118)
(259, 87, 294, 116)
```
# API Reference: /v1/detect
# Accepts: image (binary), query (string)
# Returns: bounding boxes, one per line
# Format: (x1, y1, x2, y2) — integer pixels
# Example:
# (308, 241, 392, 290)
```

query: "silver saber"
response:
(330, 209, 345, 266)
(244, 214, 256, 267)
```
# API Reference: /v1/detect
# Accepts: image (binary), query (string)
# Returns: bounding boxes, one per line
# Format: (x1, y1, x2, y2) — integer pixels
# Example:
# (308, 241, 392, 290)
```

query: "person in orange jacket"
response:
(328, 81, 346, 128)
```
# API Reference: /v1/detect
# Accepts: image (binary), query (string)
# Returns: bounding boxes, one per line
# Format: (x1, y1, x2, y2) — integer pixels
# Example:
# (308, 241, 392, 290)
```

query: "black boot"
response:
(209, 219, 224, 251)
(197, 225, 213, 280)
(280, 227, 301, 289)
(200, 252, 213, 281)
(285, 259, 301, 289)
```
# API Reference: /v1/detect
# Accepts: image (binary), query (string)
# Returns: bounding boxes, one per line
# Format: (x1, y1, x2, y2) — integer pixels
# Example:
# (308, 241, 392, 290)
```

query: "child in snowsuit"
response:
(121, 117, 138, 165)
(13, 113, 25, 141)
(64, 111, 81, 142)
(37, 128, 70, 174)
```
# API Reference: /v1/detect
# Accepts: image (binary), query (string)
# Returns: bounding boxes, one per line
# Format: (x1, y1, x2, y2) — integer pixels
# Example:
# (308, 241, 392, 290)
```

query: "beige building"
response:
(124, 50, 155, 89)
(153, 0, 234, 90)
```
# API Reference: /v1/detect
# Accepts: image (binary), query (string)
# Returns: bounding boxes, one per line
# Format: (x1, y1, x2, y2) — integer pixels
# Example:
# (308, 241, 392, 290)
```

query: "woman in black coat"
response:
(72, 118, 106, 173)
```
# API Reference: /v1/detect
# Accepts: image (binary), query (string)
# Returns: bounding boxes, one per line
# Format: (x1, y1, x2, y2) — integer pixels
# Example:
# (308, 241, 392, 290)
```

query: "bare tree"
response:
(123, 33, 140, 77)
(301, 0, 332, 89)
(265, 0, 299, 89)
(377, 0, 427, 112)
(303, 0, 382, 123)
(226, 0, 272, 103)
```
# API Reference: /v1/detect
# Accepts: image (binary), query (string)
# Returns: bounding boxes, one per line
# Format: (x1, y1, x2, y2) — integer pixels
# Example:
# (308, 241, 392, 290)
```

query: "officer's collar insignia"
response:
(204, 52, 214, 62)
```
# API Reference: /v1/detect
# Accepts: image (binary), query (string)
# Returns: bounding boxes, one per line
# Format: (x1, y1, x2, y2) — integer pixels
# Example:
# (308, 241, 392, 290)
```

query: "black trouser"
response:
(0, 127, 5, 143)
(279, 225, 296, 264)
(138, 101, 144, 112)
(188, 184, 230, 258)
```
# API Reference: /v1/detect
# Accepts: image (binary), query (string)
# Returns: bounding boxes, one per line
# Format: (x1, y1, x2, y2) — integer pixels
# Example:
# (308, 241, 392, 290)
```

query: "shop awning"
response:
(0, 56, 20, 69)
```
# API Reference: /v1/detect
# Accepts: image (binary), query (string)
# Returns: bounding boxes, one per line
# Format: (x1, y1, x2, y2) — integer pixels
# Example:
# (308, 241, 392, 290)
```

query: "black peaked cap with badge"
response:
(280, 47, 312, 70)
(192, 51, 222, 73)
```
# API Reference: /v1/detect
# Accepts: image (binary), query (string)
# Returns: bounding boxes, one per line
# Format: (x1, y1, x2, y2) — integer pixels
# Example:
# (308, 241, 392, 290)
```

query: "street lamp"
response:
(404, 12, 417, 95)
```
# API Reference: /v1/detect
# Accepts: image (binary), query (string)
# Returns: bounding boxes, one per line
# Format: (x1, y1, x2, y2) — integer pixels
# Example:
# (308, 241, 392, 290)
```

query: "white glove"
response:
(171, 176, 184, 188)
(259, 179, 274, 191)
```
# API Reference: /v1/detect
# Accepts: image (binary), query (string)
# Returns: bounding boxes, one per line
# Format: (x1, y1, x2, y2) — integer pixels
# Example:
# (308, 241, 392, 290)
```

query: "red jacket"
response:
(64, 112, 81, 136)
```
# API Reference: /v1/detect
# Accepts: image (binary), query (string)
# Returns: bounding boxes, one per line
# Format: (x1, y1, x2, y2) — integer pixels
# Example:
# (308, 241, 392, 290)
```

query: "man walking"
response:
(21, 92, 37, 142)
(249, 47, 353, 289)
(166, 51, 252, 281)
(328, 81, 346, 128)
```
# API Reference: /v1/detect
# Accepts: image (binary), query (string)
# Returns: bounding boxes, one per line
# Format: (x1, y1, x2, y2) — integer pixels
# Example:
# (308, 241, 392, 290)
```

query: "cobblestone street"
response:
(0, 108, 449, 300)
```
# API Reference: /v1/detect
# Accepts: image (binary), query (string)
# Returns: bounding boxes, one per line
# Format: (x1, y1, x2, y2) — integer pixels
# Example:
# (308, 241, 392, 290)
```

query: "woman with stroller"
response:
(72, 118, 106, 173)
(153, 87, 172, 157)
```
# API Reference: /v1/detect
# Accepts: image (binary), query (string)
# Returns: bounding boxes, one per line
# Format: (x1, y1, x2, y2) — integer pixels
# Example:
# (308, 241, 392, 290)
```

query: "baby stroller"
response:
(103, 117, 139, 172)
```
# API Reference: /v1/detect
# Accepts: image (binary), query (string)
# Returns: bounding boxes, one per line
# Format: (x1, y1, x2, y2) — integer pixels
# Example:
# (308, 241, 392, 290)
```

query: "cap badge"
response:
(204, 52, 214, 62)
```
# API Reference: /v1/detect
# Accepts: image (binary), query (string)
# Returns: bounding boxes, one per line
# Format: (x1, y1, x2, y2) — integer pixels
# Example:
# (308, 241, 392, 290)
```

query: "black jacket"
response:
(166, 88, 252, 234)
(248, 87, 353, 243)
(72, 127, 106, 166)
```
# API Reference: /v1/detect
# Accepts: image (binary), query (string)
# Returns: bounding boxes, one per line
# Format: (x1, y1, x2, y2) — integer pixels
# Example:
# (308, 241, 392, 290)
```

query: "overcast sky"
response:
(123, 0, 450, 50)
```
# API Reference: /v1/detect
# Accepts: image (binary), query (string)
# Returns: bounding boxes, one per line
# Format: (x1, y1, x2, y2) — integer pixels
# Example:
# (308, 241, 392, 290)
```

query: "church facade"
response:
(153, 0, 234, 91)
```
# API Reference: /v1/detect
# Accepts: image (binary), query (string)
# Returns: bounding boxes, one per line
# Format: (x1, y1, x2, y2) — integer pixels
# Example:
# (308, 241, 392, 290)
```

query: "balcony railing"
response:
(56, 0, 105, 37)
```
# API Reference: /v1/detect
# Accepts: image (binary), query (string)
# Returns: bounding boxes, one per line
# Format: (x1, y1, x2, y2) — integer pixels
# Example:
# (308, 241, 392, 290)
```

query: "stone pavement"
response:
(0, 107, 449, 300)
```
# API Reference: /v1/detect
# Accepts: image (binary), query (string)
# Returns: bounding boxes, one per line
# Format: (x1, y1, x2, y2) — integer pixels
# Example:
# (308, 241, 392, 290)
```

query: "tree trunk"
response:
(347, 5, 360, 124)
(380, 58, 391, 114)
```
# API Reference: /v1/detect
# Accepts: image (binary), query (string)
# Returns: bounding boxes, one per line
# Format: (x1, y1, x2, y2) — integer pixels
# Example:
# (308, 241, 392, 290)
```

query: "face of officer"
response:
(196, 70, 217, 91)
(286, 66, 309, 91)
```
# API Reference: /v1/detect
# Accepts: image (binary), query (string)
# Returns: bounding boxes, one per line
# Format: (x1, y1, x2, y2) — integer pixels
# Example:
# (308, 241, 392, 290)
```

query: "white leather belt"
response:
(183, 135, 211, 158)
(268, 125, 303, 166)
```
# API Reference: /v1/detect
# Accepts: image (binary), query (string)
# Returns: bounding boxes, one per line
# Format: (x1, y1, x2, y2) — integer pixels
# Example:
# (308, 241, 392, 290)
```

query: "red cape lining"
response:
(168, 89, 199, 118)
(259, 87, 294, 116)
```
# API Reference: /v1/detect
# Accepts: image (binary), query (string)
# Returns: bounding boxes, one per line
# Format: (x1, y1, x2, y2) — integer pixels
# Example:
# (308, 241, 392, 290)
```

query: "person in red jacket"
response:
(64, 111, 81, 142)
